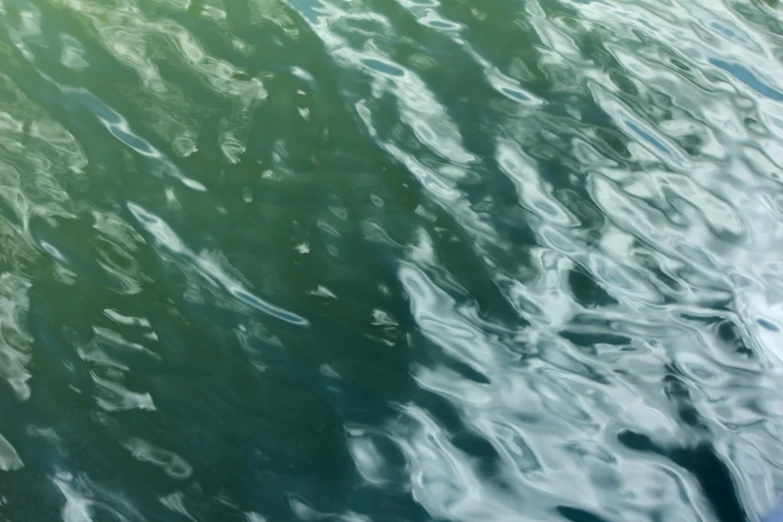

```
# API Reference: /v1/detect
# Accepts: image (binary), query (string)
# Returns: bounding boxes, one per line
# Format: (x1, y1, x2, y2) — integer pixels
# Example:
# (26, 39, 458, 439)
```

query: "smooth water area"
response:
(1, 0, 783, 520)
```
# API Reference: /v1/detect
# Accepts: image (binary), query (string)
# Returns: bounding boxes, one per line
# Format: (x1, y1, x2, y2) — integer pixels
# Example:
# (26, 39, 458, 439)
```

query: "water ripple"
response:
(1, 0, 783, 520)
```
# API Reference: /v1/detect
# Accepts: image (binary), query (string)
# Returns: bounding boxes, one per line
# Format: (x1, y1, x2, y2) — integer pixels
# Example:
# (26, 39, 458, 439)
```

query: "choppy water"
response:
(1, 0, 783, 520)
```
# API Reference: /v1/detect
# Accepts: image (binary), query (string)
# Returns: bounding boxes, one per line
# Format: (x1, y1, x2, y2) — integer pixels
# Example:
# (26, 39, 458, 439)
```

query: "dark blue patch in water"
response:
(757, 318, 779, 332)
(110, 126, 155, 155)
(501, 86, 532, 102)
(286, 0, 322, 22)
(710, 58, 783, 101)
(626, 120, 672, 155)
(361, 58, 405, 77)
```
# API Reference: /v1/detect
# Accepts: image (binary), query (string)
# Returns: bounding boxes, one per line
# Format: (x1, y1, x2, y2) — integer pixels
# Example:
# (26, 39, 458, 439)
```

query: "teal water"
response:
(1, 0, 783, 520)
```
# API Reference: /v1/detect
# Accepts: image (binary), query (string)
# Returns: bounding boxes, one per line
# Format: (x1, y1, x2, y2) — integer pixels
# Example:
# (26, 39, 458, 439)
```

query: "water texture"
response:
(1, 0, 783, 520)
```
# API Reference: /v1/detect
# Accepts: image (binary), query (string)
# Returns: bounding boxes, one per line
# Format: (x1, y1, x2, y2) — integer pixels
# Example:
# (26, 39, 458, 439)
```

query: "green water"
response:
(2, 0, 783, 520)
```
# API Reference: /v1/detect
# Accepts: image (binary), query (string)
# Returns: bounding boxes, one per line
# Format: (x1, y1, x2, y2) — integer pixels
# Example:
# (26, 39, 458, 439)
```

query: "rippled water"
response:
(1, 0, 783, 520)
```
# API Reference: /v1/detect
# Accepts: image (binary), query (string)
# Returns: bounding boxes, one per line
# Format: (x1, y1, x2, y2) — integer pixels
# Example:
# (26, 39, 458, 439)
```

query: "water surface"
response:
(1, 0, 783, 521)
